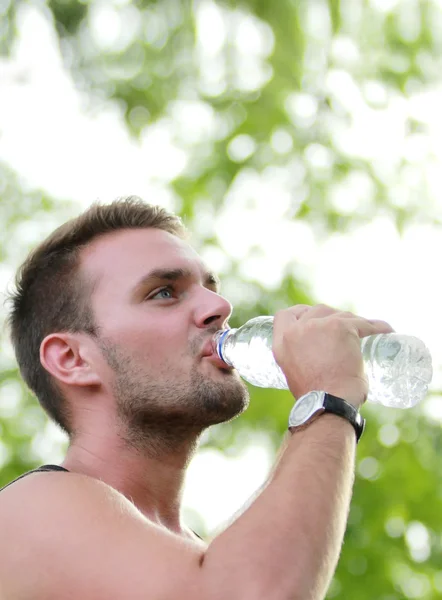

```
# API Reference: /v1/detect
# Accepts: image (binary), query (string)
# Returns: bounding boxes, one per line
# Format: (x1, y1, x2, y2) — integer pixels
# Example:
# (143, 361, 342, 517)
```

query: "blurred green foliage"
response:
(2, 0, 442, 597)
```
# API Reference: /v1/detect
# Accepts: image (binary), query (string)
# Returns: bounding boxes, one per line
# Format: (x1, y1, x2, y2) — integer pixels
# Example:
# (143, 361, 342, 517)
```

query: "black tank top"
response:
(0, 464, 68, 492)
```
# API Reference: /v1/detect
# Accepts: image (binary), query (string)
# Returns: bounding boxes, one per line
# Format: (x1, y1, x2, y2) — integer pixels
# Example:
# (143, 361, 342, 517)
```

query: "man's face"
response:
(80, 228, 249, 446)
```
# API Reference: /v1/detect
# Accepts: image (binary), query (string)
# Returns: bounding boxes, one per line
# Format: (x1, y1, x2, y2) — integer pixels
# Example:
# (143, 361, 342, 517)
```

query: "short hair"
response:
(7, 196, 187, 434)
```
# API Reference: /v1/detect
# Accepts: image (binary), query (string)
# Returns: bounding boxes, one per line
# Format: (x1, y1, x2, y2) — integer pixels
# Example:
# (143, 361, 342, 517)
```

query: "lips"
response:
(201, 337, 216, 359)
(200, 336, 232, 369)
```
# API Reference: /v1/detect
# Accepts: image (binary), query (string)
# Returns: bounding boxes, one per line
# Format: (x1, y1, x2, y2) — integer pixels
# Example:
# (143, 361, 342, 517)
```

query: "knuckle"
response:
(276, 304, 310, 319)
(316, 303, 332, 310)
(313, 303, 337, 316)
(292, 304, 311, 314)
(340, 310, 356, 318)
(328, 315, 352, 333)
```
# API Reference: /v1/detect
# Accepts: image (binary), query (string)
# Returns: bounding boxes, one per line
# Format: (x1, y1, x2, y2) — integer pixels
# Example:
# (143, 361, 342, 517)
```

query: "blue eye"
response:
(151, 286, 174, 300)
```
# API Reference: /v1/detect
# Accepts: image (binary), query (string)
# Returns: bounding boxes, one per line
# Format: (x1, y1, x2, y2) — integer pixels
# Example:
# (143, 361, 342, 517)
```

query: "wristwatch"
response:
(288, 391, 365, 442)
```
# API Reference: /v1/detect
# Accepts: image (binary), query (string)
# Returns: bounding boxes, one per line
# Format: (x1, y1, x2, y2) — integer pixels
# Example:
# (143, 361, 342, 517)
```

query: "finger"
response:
(290, 304, 339, 320)
(365, 318, 395, 333)
(291, 304, 314, 318)
(275, 305, 312, 321)
(304, 304, 342, 318)
(348, 317, 395, 338)
(331, 313, 394, 331)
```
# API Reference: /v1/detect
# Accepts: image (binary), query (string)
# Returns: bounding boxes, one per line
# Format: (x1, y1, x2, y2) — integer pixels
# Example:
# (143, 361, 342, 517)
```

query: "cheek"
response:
(100, 308, 192, 360)
(122, 326, 191, 362)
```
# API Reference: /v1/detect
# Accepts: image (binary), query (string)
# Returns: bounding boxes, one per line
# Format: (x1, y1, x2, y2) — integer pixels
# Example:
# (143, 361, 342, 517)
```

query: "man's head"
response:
(8, 197, 248, 447)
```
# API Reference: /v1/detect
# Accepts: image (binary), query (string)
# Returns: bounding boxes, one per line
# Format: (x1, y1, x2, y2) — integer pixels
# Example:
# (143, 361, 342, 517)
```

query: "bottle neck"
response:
(213, 328, 235, 366)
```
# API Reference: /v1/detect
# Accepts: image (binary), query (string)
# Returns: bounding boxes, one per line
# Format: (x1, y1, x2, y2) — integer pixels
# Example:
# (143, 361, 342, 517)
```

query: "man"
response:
(0, 196, 392, 600)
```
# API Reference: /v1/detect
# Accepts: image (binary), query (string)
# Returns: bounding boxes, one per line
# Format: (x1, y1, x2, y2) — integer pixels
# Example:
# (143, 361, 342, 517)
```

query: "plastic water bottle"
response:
(213, 316, 433, 408)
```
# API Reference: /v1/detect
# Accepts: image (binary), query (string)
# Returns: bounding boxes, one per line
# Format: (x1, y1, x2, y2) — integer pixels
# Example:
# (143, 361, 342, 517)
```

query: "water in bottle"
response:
(213, 316, 433, 408)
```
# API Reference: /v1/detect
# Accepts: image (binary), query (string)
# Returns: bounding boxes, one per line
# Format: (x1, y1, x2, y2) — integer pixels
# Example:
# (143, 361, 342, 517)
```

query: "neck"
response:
(62, 413, 202, 536)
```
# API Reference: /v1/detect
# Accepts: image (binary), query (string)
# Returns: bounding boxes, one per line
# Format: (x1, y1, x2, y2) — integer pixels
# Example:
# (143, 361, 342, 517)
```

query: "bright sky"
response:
(1, 4, 442, 535)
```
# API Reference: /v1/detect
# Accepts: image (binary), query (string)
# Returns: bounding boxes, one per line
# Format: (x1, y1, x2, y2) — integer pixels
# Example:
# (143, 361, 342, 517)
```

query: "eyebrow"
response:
(132, 267, 221, 295)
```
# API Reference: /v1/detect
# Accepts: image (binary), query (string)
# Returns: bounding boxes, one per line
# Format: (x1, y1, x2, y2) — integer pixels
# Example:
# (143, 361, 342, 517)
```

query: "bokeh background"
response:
(2, 0, 442, 597)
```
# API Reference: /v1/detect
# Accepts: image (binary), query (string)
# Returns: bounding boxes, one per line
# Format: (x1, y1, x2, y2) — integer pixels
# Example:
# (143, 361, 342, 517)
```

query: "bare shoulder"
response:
(0, 471, 206, 600)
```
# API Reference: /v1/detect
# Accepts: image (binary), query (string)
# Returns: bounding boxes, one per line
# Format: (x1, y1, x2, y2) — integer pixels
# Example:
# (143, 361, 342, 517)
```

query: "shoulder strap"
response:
(0, 464, 69, 493)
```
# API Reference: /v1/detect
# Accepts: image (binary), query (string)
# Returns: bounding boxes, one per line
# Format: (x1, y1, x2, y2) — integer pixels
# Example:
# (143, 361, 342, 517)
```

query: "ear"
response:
(40, 333, 102, 388)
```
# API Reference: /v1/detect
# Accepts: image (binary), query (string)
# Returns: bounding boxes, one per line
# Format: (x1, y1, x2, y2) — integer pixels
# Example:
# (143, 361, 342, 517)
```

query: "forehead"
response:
(80, 228, 205, 293)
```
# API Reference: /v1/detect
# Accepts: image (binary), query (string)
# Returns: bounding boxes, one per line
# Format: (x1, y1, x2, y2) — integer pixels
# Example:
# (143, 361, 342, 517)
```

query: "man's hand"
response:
(272, 304, 394, 408)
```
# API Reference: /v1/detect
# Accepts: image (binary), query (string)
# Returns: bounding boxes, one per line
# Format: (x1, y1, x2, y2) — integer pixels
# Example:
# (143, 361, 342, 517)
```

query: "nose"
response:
(194, 288, 232, 330)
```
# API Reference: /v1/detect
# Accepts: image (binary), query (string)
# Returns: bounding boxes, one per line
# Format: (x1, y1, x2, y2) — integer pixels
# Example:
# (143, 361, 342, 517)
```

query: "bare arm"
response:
(0, 305, 392, 600)
(202, 416, 356, 600)
(201, 305, 392, 600)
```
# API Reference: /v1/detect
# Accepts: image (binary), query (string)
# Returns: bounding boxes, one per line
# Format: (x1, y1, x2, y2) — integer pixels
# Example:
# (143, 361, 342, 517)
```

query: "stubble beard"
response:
(99, 338, 250, 457)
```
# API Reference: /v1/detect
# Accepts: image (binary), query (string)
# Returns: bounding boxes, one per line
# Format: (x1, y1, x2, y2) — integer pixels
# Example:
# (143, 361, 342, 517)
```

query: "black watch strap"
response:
(324, 393, 365, 442)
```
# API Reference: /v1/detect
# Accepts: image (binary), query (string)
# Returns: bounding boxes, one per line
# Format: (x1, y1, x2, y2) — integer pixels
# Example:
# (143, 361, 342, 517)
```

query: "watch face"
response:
(289, 391, 325, 427)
